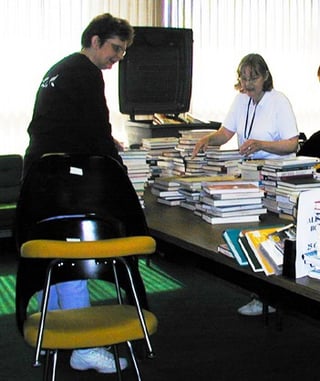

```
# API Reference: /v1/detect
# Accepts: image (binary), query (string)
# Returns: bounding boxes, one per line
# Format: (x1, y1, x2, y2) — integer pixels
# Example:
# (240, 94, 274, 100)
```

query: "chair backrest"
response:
(16, 153, 148, 246)
(0, 154, 23, 238)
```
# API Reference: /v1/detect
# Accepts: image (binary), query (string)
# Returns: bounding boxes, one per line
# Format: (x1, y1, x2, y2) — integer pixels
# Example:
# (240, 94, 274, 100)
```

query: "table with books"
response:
(144, 187, 320, 321)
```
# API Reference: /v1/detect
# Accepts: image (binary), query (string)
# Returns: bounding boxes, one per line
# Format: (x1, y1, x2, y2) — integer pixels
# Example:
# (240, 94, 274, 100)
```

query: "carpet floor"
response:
(1, 238, 320, 381)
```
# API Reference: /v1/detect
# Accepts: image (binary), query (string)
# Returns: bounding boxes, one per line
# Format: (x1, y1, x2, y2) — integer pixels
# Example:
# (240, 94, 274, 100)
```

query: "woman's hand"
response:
(239, 139, 261, 156)
(191, 126, 234, 159)
(240, 136, 299, 156)
(191, 135, 211, 158)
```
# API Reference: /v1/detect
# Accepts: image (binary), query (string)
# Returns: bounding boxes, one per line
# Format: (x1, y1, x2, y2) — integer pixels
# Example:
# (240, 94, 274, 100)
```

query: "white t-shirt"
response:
(223, 89, 299, 159)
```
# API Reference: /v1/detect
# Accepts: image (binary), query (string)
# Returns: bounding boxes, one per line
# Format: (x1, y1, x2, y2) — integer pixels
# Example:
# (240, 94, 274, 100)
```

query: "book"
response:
(263, 155, 320, 169)
(202, 203, 264, 213)
(157, 198, 182, 206)
(267, 224, 296, 253)
(217, 243, 234, 258)
(238, 234, 263, 272)
(295, 189, 320, 278)
(206, 207, 267, 218)
(201, 196, 263, 207)
(179, 200, 197, 211)
(178, 174, 237, 191)
(222, 228, 249, 266)
(206, 148, 243, 161)
(203, 182, 260, 195)
(307, 267, 320, 279)
(241, 159, 266, 169)
(151, 188, 183, 198)
(152, 182, 180, 191)
(260, 167, 314, 178)
(211, 190, 265, 200)
(154, 176, 181, 187)
(202, 213, 260, 225)
(259, 240, 284, 273)
(277, 177, 320, 189)
(244, 226, 286, 275)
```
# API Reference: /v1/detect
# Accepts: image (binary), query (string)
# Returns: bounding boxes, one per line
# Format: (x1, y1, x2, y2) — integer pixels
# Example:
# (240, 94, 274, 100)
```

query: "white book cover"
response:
(296, 189, 320, 278)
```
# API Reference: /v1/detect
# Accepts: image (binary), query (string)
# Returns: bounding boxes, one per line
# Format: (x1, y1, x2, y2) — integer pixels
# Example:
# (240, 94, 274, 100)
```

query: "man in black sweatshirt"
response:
(22, 13, 138, 374)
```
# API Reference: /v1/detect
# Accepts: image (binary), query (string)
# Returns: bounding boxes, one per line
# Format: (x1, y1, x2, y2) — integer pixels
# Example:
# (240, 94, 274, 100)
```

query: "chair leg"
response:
(262, 302, 269, 326)
(118, 260, 155, 358)
(113, 345, 123, 381)
(126, 341, 142, 381)
(43, 350, 58, 381)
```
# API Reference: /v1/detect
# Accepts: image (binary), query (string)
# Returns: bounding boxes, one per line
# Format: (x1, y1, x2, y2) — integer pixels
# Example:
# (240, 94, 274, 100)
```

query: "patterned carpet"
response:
(0, 259, 183, 316)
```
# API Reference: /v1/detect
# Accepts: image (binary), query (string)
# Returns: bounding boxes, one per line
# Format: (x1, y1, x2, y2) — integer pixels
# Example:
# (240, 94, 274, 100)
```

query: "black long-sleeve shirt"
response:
(24, 53, 122, 175)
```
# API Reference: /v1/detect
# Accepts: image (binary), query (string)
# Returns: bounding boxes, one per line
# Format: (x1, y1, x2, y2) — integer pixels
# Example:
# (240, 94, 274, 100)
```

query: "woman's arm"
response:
(191, 126, 235, 158)
(239, 136, 299, 157)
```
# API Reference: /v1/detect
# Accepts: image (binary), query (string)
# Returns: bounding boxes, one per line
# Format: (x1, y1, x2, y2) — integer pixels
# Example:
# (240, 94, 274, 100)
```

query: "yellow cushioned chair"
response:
(19, 234, 158, 381)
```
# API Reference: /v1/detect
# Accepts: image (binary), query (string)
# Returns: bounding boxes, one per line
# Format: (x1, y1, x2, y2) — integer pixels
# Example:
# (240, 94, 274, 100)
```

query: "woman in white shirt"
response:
(192, 53, 299, 316)
(192, 53, 299, 160)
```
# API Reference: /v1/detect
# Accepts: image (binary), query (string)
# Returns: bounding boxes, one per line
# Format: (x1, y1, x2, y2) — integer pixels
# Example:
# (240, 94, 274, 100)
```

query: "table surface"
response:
(143, 188, 320, 320)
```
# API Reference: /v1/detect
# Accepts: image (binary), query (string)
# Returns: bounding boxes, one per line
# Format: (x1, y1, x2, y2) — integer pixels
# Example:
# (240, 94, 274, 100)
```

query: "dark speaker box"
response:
(118, 26, 193, 119)
(118, 27, 220, 147)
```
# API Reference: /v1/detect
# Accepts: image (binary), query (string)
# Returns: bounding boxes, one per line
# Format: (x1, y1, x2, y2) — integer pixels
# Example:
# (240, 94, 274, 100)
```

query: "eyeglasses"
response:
(107, 41, 126, 57)
(239, 76, 261, 84)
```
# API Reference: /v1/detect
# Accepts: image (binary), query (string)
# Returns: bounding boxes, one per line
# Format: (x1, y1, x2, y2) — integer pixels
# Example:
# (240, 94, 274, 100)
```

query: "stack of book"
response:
(261, 155, 320, 219)
(142, 136, 179, 155)
(177, 174, 237, 211)
(203, 148, 243, 176)
(156, 150, 179, 177)
(150, 176, 185, 206)
(183, 156, 207, 176)
(177, 174, 237, 192)
(238, 159, 265, 181)
(175, 129, 217, 157)
(175, 129, 218, 175)
(196, 181, 266, 224)
(152, 113, 184, 125)
(142, 137, 179, 179)
(120, 149, 150, 207)
(223, 223, 295, 275)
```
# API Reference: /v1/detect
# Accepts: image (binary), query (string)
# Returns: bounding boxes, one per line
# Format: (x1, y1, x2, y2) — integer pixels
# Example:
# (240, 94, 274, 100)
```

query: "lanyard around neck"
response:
(244, 98, 258, 140)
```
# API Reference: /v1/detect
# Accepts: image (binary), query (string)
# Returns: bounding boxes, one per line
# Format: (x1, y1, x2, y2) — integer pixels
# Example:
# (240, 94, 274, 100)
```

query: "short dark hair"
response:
(235, 53, 274, 91)
(81, 13, 134, 48)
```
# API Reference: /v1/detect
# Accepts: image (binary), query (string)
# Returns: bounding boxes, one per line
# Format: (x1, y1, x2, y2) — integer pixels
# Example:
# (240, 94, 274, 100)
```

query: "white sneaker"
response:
(237, 299, 276, 316)
(70, 347, 128, 373)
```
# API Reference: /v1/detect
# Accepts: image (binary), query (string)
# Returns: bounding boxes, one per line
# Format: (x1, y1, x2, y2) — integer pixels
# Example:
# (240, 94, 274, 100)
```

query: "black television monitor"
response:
(118, 26, 193, 120)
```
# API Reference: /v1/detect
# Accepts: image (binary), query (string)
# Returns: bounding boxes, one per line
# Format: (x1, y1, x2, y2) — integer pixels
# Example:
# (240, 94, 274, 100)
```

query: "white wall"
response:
(1, 0, 320, 155)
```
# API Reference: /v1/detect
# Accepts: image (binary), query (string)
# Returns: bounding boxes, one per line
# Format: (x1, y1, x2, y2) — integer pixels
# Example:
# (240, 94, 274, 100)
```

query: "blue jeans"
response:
(37, 280, 90, 310)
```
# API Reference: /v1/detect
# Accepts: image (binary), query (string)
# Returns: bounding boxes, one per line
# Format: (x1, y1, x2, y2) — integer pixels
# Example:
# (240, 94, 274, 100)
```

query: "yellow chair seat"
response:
(21, 236, 156, 259)
(24, 305, 158, 349)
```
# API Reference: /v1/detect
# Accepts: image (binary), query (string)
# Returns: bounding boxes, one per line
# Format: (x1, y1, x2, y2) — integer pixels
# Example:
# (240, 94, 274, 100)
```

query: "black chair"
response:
(15, 153, 150, 310)
(15, 153, 157, 380)
(0, 154, 23, 239)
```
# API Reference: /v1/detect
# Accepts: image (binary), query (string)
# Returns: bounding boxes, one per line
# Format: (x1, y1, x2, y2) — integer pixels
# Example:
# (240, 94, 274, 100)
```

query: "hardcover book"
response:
(222, 228, 249, 266)
(203, 182, 260, 195)
(211, 190, 265, 200)
(201, 196, 262, 207)
(238, 234, 263, 272)
(263, 155, 320, 169)
(207, 207, 267, 218)
(244, 226, 286, 276)
(202, 213, 260, 225)
(277, 177, 320, 189)
(296, 189, 320, 278)
(217, 243, 234, 258)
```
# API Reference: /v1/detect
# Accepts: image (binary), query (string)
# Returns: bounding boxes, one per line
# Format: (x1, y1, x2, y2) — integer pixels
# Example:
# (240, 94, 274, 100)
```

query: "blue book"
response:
(222, 228, 249, 266)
